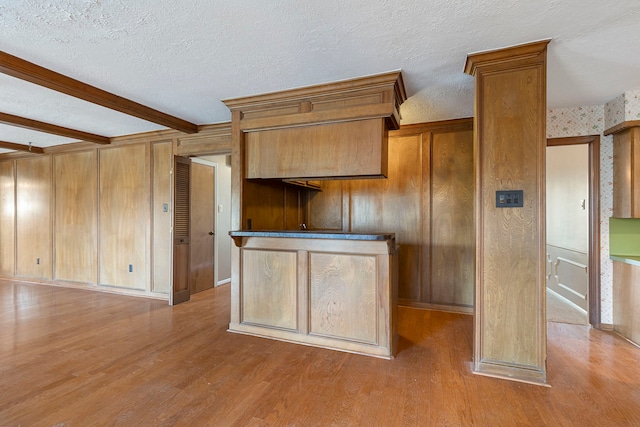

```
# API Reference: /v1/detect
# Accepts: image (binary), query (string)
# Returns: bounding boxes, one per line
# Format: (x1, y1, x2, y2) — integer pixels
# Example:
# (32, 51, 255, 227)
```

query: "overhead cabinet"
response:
(245, 118, 388, 179)
(224, 70, 406, 180)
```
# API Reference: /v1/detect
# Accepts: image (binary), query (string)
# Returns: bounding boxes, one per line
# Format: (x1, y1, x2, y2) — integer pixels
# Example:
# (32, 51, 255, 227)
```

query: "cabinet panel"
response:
(99, 144, 147, 289)
(54, 151, 97, 283)
(0, 161, 14, 276)
(241, 249, 297, 330)
(309, 252, 377, 344)
(16, 156, 52, 279)
(245, 119, 387, 179)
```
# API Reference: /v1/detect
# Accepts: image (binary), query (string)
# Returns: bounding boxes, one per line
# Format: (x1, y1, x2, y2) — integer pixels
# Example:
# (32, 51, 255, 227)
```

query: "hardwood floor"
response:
(1, 279, 639, 426)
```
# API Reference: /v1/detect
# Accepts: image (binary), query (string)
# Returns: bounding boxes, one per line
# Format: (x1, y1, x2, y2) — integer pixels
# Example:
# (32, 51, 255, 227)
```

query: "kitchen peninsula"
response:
(229, 230, 398, 358)
(223, 71, 406, 359)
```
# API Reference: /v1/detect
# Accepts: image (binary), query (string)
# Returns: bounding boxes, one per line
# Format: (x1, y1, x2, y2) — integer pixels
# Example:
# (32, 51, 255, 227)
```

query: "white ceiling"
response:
(1, 0, 639, 151)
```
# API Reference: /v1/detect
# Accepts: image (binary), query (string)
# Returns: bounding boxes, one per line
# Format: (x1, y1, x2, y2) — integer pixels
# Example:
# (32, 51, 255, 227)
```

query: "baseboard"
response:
(217, 278, 231, 286)
(473, 359, 549, 387)
(546, 287, 587, 315)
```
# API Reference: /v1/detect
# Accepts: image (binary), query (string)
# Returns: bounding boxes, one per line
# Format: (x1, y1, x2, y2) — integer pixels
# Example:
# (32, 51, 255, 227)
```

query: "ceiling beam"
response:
(0, 50, 199, 134)
(0, 140, 44, 154)
(0, 112, 110, 145)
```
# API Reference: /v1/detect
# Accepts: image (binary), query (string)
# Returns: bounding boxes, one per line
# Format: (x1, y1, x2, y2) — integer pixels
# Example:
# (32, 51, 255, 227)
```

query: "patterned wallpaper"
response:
(547, 104, 613, 325)
(604, 90, 640, 130)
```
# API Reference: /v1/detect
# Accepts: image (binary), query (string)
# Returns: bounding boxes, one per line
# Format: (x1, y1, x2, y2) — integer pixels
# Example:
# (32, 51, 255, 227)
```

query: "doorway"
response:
(546, 136, 601, 327)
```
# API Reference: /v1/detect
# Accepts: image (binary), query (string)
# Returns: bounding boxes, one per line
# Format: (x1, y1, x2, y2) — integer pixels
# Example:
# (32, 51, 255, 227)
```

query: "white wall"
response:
(199, 154, 232, 284)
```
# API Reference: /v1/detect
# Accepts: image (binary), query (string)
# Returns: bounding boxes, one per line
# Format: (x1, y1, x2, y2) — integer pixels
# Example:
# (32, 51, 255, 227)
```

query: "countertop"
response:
(229, 230, 395, 241)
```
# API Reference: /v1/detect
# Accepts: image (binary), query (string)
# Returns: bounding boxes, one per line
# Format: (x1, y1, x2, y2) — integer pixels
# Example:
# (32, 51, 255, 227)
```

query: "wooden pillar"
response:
(464, 40, 550, 385)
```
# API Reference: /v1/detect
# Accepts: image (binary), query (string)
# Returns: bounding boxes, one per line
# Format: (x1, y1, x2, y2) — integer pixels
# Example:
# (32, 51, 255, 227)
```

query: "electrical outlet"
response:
(129, 264, 133, 273)
(36, 258, 40, 265)
(496, 190, 524, 208)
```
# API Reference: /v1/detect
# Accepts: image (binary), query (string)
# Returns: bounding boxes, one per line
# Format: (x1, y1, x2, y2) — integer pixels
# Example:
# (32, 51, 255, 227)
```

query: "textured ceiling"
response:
(1, 0, 639, 150)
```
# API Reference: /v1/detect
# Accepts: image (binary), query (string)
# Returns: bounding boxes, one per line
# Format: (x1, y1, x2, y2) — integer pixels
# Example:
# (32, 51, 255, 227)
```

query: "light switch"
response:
(495, 190, 524, 208)
(218, 204, 223, 213)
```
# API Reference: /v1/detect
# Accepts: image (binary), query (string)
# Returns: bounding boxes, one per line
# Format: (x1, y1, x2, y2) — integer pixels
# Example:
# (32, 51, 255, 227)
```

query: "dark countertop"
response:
(229, 230, 395, 241)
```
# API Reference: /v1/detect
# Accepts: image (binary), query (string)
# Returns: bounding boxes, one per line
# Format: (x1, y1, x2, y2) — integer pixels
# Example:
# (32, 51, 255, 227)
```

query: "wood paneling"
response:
(242, 180, 286, 230)
(16, 156, 52, 279)
(152, 141, 172, 293)
(191, 162, 215, 294)
(350, 134, 422, 301)
(283, 186, 301, 230)
(0, 125, 235, 300)
(0, 162, 14, 276)
(307, 180, 345, 231)
(466, 40, 548, 384)
(613, 261, 640, 344)
(309, 253, 377, 343)
(430, 130, 474, 306)
(99, 144, 147, 289)
(245, 119, 388, 179)
(54, 151, 97, 283)
(241, 249, 298, 330)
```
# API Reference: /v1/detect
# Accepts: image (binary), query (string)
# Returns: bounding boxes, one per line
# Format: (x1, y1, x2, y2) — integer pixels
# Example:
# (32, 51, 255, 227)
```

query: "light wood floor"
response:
(1, 280, 639, 426)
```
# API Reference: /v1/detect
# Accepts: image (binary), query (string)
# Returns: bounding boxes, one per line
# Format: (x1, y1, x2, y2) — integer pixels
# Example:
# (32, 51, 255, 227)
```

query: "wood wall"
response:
(0, 124, 231, 298)
(244, 119, 475, 310)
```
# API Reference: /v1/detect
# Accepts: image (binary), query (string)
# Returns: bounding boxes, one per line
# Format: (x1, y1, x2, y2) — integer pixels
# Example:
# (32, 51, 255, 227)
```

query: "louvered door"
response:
(172, 156, 191, 305)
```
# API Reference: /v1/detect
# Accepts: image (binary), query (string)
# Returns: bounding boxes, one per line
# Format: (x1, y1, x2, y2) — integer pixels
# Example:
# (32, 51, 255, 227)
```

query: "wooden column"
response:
(465, 40, 549, 384)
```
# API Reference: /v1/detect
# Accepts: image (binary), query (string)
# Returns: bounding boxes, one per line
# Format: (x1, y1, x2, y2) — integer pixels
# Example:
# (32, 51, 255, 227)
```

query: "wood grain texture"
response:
(99, 144, 147, 289)
(307, 180, 345, 230)
(190, 162, 215, 294)
(309, 252, 377, 343)
(0, 161, 14, 276)
(612, 261, 640, 345)
(467, 40, 548, 383)
(242, 180, 287, 230)
(223, 70, 405, 131)
(430, 130, 474, 306)
(151, 141, 172, 294)
(350, 134, 422, 301)
(231, 236, 397, 358)
(53, 150, 97, 283)
(16, 156, 52, 279)
(2, 281, 640, 426)
(480, 67, 543, 369)
(245, 119, 387, 179)
(613, 128, 633, 217)
(241, 249, 297, 330)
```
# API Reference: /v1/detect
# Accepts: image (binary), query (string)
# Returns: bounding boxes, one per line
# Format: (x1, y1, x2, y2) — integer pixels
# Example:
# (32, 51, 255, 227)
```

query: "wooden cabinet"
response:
(229, 232, 398, 359)
(607, 122, 640, 345)
(245, 119, 388, 179)
(610, 125, 640, 217)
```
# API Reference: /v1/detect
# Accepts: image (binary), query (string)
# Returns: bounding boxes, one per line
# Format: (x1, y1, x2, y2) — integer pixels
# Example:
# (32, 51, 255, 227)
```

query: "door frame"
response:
(547, 135, 601, 327)
(192, 157, 218, 288)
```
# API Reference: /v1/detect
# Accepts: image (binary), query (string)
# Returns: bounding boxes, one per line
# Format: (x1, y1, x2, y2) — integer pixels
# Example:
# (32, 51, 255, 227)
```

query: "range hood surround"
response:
(223, 71, 407, 180)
